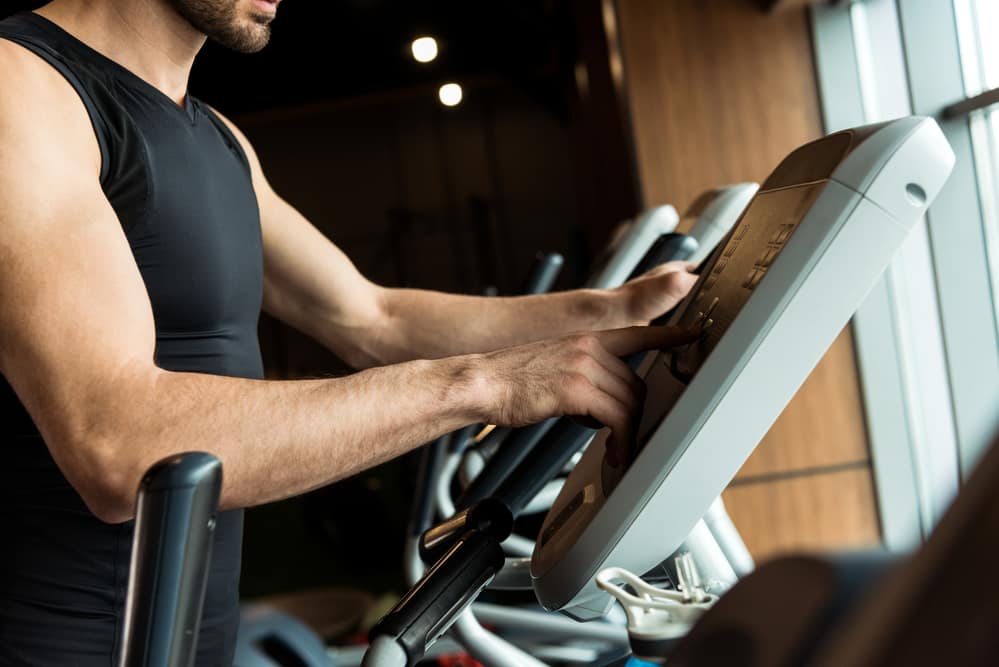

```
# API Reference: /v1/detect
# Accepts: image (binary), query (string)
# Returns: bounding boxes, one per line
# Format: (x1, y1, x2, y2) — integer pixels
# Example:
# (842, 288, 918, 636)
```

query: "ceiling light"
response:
(438, 83, 463, 107)
(411, 36, 438, 63)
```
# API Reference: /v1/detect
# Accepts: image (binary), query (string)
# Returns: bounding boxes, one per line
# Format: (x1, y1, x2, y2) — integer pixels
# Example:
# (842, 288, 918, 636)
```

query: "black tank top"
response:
(0, 12, 264, 666)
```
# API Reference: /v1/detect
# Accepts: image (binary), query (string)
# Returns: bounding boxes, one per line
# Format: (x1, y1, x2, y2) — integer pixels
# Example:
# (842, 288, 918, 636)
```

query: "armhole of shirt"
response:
(200, 102, 254, 181)
(0, 35, 112, 187)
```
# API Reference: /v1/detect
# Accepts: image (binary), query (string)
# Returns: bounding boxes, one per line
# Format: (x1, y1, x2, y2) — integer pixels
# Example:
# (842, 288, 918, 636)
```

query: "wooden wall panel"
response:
(616, 0, 822, 212)
(723, 468, 882, 560)
(615, 0, 881, 556)
(763, 0, 826, 13)
(736, 327, 871, 480)
(568, 0, 645, 250)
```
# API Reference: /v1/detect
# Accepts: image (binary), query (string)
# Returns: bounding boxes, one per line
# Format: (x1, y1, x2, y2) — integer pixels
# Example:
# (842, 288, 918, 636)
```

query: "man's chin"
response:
(219, 18, 271, 52)
(247, 12, 275, 26)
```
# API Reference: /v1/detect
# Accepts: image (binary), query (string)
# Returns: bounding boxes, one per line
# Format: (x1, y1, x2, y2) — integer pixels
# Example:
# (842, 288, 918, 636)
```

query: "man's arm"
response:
(211, 113, 695, 367)
(0, 44, 691, 524)
(362, 267, 695, 363)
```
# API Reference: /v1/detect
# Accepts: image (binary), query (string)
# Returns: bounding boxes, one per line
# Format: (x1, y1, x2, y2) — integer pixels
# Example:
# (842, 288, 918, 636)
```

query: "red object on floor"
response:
(435, 653, 484, 667)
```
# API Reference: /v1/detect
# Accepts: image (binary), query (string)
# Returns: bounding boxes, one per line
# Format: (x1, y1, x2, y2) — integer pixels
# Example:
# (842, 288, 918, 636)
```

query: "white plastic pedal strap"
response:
(596, 561, 715, 662)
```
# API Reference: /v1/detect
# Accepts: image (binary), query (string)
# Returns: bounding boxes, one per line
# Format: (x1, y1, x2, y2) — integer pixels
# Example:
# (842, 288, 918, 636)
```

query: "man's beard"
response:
(168, 0, 273, 54)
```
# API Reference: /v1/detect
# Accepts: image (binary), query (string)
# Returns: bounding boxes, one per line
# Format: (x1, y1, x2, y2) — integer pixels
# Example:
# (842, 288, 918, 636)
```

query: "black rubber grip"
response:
(370, 529, 507, 666)
(627, 233, 698, 278)
(494, 419, 599, 515)
(118, 452, 222, 667)
(455, 418, 558, 511)
(419, 497, 513, 564)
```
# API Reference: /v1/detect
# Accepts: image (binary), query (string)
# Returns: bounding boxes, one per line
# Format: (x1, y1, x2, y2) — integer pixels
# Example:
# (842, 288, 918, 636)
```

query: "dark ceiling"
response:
(2, 1, 576, 116)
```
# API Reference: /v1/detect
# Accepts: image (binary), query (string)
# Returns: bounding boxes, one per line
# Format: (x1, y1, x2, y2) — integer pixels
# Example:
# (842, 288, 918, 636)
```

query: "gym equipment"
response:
(677, 184, 758, 266)
(450, 232, 699, 516)
(387, 231, 701, 665)
(587, 205, 679, 288)
(521, 251, 565, 295)
(106, 188, 754, 667)
(118, 452, 223, 667)
(657, 551, 895, 666)
(236, 604, 333, 667)
(364, 212, 728, 667)
(531, 116, 954, 618)
(596, 557, 716, 663)
(811, 428, 999, 667)
(362, 116, 956, 666)
(379, 186, 754, 665)
(255, 185, 753, 666)
(450, 183, 755, 518)
(661, 424, 999, 667)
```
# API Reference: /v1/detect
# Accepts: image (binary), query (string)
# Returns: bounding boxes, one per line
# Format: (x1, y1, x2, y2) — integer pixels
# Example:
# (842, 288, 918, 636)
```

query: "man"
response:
(0, 0, 697, 663)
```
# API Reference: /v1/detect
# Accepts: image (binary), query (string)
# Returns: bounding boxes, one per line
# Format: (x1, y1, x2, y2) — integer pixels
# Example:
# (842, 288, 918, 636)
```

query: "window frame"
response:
(810, 0, 999, 551)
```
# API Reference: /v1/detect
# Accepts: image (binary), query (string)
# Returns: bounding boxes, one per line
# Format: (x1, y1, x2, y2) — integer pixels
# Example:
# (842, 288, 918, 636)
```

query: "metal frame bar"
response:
(942, 86, 999, 119)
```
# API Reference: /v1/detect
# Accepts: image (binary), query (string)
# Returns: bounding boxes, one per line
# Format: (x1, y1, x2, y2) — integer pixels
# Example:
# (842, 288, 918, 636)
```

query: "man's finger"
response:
(567, 379, 633, 451)
(587, 342, 646, 397)
(596, 325, 703, 358)
(640, 261, 696, 278)
(579, 361, 642, 416)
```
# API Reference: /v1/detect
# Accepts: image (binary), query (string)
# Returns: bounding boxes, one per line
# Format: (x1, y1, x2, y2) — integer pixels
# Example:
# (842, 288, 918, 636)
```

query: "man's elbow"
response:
(62, 433, 141, 524)
(338, 343, 387, 370)
(332, 286, 395, 369)
(86, 489, 136, 525)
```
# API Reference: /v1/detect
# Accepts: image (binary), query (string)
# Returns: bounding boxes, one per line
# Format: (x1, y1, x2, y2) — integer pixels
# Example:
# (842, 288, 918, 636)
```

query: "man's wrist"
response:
(571, 287, 634, 330)
(435, 354, 495, 425)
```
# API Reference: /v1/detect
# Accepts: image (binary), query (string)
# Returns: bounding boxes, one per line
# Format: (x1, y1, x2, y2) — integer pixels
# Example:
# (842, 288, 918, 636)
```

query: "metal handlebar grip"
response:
(118, 452, 223, 667)
(522, 251, 565, 295)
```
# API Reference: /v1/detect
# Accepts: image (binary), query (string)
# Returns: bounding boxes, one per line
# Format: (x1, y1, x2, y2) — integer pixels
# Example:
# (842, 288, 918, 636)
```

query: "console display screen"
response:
(600, 183, 827, 496)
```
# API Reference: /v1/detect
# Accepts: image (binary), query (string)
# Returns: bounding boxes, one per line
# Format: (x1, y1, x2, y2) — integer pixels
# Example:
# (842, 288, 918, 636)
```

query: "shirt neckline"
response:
(22, 11, 197, 124)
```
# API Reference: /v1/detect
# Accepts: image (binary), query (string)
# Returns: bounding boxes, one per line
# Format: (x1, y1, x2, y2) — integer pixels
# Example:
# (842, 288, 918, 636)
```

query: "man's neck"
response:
(35, 0, 205, 107)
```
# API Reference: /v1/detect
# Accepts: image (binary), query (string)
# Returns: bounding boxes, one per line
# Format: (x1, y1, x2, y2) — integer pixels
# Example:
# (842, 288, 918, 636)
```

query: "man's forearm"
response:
(41, 320, 692, 524)
(350, 263, 697, 365)
(78, 355, 484, 522)
(364, 287, 623, 364)
(255, 185, 693, 367)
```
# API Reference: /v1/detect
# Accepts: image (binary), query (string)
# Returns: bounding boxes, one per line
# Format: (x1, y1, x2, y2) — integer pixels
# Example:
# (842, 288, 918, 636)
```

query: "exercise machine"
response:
(676, 183, 757, 267)
(118, 117, 958, 665)
(532, 116, 953, 619)
(362, 116, 956, 666)
(401, 185, 757, 660)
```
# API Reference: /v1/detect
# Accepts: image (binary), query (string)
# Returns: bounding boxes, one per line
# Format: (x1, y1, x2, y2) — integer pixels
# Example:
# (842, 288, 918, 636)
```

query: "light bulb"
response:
(411, 37, 438, 63)
(438, 83, 463, 107)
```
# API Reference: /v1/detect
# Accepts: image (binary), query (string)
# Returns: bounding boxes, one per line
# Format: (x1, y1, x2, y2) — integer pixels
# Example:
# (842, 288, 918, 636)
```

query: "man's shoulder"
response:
(0, 34, 45, 79)
(0, 36, 84, 114)
(0, 37, 101, 177)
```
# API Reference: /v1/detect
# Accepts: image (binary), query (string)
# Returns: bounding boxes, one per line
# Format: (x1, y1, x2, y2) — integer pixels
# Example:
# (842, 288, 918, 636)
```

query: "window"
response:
(954, 0, 999, 339)
(811, 0, 999, 552)
(954, 0, 999, 94)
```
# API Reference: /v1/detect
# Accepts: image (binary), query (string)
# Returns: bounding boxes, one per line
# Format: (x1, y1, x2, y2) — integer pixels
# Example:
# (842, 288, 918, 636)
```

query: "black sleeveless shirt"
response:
(0, 13, 264, 666)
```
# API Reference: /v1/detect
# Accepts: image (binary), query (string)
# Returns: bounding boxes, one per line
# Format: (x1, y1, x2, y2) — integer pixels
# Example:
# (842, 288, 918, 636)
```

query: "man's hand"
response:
(468, 325, 700, 458)
(612, 261, 698, 325)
